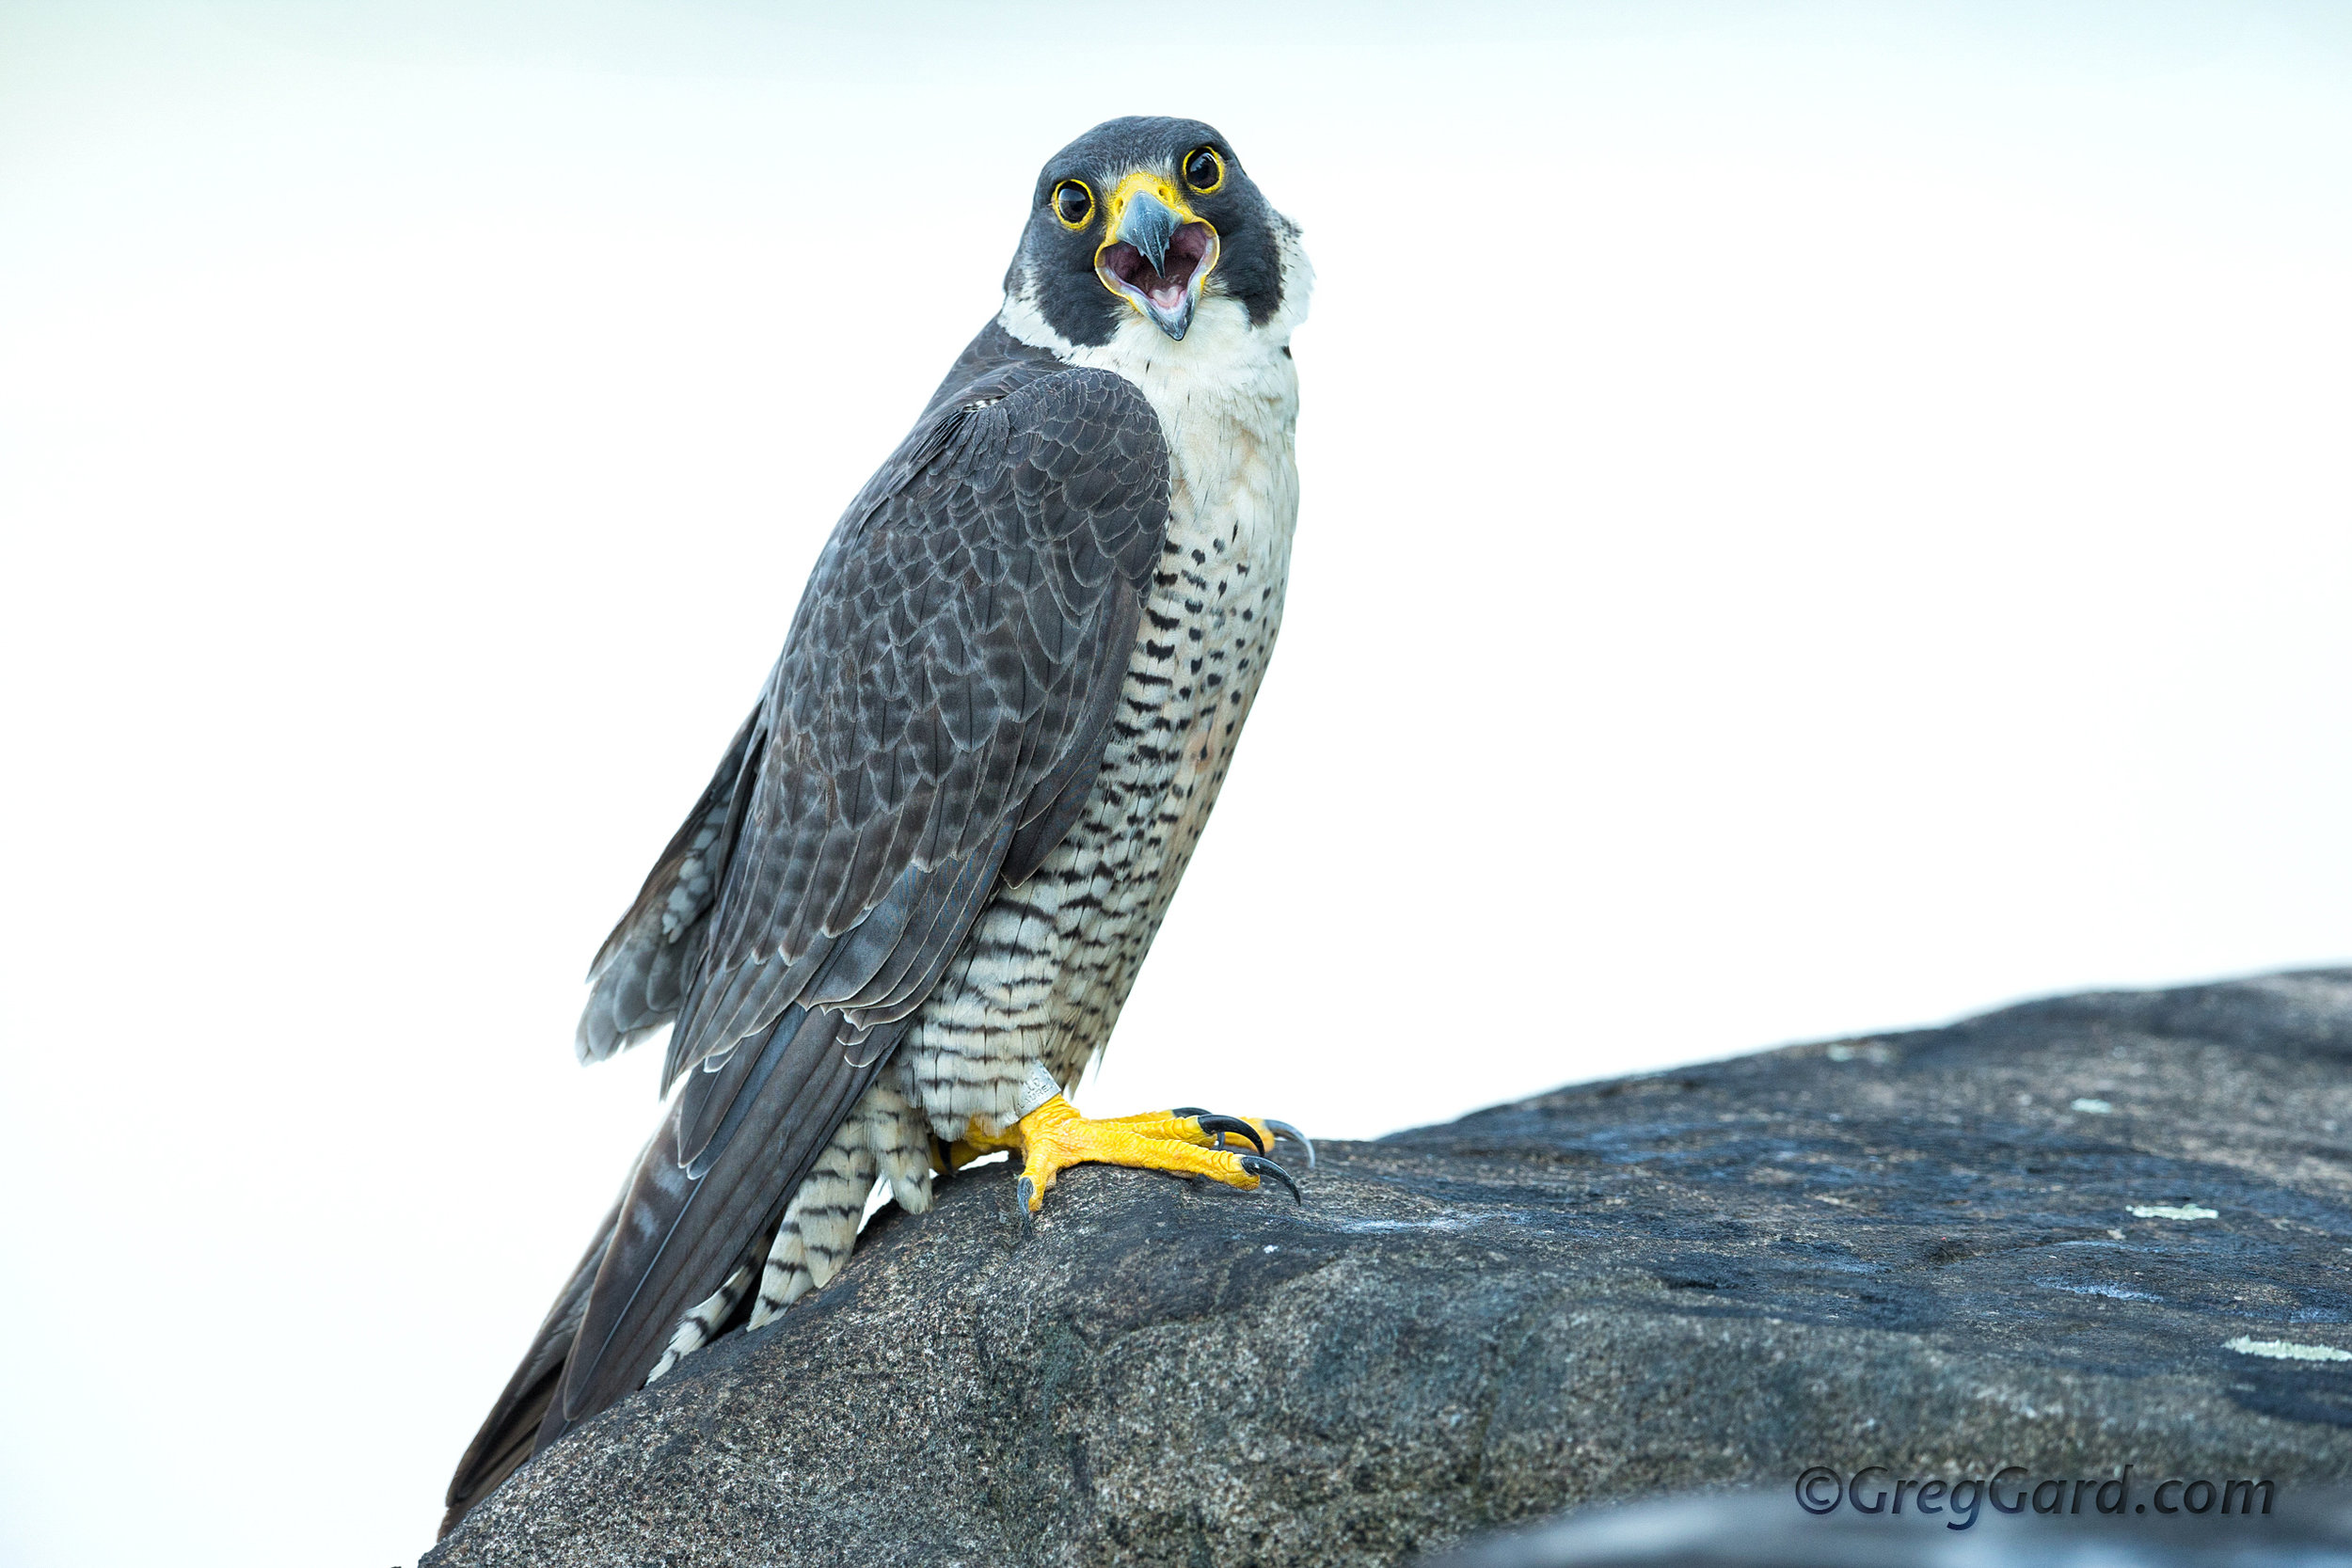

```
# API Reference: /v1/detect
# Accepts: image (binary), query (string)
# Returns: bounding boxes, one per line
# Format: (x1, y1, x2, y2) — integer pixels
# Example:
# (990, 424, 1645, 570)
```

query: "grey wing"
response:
(660, 366, 1168, 1117)
(499, 366, 1168, 1463)
(573, 708, 761, 1065)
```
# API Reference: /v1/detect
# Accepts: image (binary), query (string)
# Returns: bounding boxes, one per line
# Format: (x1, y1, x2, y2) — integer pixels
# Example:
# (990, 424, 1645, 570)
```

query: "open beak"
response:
(1094, 174, 1220, 341)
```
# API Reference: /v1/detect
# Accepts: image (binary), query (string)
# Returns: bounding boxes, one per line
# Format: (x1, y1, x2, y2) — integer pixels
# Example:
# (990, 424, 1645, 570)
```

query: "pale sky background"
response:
(2, 3, 2347, 1565)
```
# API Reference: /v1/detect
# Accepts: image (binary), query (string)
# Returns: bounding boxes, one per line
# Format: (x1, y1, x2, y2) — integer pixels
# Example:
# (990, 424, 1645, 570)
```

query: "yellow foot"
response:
(951, 1074, 1312, 1213)
(1135, 1105, 1317, 1167)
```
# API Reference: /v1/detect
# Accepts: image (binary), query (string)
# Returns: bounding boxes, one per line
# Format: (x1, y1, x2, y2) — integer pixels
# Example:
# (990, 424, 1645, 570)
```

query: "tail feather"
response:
(438, 1183, 626, 1537)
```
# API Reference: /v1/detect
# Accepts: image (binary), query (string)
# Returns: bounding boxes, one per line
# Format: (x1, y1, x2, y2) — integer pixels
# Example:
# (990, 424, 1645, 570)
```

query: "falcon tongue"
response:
(1102, 226, 1212, 310)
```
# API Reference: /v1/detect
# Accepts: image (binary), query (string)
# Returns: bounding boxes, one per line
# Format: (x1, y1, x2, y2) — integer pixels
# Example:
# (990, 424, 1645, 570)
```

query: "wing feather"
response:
(439, 1174, 629, 1532)
(574, 711, 763, 1064)
(449, 343, 1169, 1535)
(553, 1006, 887, 1431)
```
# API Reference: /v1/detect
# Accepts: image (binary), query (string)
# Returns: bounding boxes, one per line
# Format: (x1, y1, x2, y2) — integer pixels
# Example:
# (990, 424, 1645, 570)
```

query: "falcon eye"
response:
(1182, 146, 1225, 195)
(1051, 179, 1094, 230)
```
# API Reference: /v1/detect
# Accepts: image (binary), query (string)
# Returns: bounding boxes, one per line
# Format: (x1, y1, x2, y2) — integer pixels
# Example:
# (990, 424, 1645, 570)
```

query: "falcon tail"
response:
(438, 1188, 623, 1536)
(440, 1005, 900, 1538)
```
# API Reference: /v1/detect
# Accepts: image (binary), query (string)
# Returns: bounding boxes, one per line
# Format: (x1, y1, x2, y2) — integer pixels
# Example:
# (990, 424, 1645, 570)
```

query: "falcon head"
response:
(1002, 117, 1304, 349)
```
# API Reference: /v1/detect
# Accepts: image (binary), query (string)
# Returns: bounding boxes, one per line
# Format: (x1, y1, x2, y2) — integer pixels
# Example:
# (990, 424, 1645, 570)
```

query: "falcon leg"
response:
(645, 1258, 757, 1385)
(746, 1131, 876, 1329)
(956, 1071, 1308, 1213)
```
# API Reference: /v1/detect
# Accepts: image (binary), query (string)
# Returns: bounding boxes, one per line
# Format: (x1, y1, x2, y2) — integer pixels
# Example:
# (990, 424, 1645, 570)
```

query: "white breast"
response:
(1103, 298, 1302, 871)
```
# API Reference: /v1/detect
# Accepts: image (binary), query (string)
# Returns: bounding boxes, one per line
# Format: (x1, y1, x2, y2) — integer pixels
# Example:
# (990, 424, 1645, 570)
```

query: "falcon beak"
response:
(1095, 173, 1220, 341)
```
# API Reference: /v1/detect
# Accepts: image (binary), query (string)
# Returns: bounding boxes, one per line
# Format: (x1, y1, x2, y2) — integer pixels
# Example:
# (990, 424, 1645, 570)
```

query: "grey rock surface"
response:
(425, 971, 2352, 1568)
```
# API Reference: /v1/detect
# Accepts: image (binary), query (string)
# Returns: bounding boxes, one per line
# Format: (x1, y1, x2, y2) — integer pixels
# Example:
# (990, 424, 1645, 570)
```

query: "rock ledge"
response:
(427, 971, 2352, 1567)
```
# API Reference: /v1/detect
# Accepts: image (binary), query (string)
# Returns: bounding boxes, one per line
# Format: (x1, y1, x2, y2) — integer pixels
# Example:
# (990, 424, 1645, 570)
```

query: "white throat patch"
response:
(995, 218, 1312, 534)
(995, 217, 1311, 422)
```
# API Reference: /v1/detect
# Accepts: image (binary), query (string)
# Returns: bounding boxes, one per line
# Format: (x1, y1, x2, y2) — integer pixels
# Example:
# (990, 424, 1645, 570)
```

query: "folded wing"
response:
(444, 362, 1168, 1532)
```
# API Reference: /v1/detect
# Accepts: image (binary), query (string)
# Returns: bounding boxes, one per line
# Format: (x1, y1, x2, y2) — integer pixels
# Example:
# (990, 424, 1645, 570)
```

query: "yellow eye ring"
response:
(1182, 146, 1225, 196)
(1051, 179, 1094, 230)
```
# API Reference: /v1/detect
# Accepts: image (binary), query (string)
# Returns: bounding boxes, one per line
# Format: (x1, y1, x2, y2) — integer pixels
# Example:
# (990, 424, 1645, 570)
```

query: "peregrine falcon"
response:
(442, 116, 1313, 1533)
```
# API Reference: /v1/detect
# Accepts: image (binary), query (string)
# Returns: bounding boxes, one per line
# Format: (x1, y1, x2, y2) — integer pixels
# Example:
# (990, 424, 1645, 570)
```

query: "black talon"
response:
(1195, 1114, 1265, 1154)
(1239, 1154, 1301, 1204)
(1263, 1118, 1316, 1170)
(1171, 1105, 1210, 1118)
